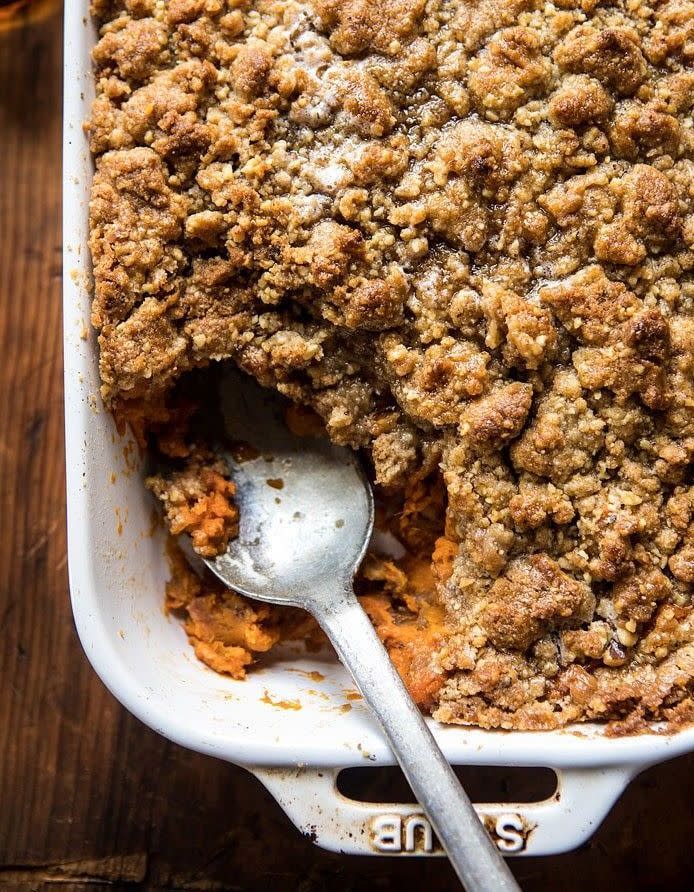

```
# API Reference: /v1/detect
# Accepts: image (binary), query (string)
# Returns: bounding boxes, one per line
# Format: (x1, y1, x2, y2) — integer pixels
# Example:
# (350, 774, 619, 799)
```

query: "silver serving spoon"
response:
(174, 369, 520, 892)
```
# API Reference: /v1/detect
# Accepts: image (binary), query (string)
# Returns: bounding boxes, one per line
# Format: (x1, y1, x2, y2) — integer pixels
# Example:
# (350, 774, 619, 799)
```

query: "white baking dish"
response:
(63, 1, 694, 858)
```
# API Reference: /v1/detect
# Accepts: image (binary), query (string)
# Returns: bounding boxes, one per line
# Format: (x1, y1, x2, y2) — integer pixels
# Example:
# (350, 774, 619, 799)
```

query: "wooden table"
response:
(1, 9, 692, 891)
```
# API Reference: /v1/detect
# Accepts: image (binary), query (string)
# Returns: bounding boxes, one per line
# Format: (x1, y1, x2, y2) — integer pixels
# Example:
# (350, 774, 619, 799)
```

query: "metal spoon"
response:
(173, 369, 520, 892)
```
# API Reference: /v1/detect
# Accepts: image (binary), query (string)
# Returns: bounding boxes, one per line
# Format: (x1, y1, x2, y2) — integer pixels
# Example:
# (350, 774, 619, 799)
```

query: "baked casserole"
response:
(87, 0, 693, 733)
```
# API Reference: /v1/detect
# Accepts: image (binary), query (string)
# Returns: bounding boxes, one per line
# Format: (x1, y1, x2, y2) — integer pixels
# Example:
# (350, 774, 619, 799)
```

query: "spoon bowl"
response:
(207, 372, 373, 605)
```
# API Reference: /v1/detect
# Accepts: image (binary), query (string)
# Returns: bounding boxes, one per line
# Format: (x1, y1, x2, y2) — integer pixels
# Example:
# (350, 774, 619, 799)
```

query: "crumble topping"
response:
(89, 0, 693, 731)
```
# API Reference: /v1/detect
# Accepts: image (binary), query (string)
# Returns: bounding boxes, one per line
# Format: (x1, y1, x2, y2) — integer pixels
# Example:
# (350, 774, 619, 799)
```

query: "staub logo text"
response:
(370, 812, 529, 854)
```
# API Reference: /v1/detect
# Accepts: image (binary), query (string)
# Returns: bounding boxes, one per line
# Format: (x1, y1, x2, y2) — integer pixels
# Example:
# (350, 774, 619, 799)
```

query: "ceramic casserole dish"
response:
(63, 0, 694, 859)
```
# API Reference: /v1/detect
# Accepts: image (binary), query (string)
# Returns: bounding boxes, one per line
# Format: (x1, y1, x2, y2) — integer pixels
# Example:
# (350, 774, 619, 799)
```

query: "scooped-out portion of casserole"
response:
(87, 0, 694, 733)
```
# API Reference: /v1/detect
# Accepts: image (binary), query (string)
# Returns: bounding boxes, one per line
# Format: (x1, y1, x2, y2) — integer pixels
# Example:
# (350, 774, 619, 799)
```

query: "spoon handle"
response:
(312, 585, 521, 892)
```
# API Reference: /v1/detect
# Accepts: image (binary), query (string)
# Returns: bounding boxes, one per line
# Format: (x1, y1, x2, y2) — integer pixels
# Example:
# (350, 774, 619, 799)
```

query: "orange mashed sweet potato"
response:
(160, 458, 452, 708)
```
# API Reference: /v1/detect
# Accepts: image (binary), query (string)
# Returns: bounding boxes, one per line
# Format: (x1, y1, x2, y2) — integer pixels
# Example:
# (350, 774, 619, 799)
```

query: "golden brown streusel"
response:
(89, 0, 693, 731)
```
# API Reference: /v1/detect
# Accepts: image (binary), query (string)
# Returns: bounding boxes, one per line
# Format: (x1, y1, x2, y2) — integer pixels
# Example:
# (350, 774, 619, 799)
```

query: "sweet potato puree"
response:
(161, 463, 454, 711)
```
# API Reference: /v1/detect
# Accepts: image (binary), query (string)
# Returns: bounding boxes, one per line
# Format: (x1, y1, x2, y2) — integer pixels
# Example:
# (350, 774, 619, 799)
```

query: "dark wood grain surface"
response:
(0, 8, 693, 891)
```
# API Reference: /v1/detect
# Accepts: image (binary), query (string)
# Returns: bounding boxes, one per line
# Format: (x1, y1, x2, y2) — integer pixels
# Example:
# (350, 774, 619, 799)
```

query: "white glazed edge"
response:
(63, 1, 694, 857)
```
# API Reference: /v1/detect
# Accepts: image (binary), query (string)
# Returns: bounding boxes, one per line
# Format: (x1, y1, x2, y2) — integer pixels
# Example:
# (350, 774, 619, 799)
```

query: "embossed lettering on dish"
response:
(370, 812, 531, 854)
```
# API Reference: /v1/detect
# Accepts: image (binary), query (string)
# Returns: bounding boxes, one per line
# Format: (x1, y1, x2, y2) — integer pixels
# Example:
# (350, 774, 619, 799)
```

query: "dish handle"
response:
(250, 763, 637, 857)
